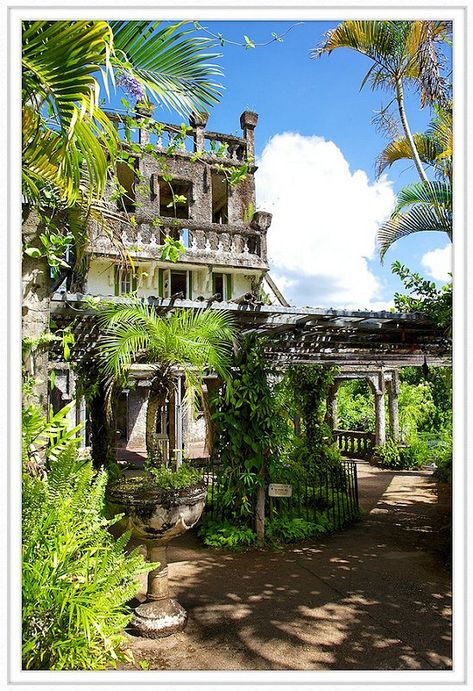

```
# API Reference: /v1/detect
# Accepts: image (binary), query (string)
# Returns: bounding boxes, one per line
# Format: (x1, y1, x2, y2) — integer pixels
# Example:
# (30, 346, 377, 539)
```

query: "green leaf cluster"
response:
(147, 461, 202, 490)
(22, 444, 152, 669)
(198, 517, 257, 549)
(211, 336, 286, 518)
(392, 261, 452, 337)
(287, 365, 341, 470)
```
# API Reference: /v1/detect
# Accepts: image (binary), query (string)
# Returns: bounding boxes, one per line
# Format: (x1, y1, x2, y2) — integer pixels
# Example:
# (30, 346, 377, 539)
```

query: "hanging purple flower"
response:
(116, 72, 145, 102)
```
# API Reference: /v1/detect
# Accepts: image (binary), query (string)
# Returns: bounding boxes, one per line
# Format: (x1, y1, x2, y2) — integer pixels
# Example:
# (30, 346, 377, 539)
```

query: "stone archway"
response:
(326, 369, 400, 448)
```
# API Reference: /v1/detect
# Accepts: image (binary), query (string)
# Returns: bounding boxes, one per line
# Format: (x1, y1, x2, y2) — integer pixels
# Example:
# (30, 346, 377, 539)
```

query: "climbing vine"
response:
(286, 364, 341, 469)
(211, 335, 286, 519)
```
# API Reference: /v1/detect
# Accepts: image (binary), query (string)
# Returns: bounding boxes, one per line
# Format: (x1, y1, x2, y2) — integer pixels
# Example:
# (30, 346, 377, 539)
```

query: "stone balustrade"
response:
(333, 429, 376, 459)
(89, 217, 268, 269)
(106, 111, 249, 163)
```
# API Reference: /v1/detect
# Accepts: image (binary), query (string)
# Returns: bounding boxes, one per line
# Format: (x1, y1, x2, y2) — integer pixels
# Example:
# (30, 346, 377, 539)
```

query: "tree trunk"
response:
(89, 381, 116, 468)
(22, 208, 50, 414)
(396, 79, 429, 183)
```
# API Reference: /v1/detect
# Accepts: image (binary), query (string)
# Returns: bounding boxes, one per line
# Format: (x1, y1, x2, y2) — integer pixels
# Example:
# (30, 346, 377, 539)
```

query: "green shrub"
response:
(197, 517, 257, 549)
(147, 461, 202, 490)
(266, 515, 329, 543)
(22, 445, 152, 670)
(374, 438, 424, 469)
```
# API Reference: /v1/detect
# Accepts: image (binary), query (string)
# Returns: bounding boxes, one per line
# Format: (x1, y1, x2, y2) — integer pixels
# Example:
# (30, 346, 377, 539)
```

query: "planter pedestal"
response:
(107, 480, 206, 639)
(132, 544, 187, 638)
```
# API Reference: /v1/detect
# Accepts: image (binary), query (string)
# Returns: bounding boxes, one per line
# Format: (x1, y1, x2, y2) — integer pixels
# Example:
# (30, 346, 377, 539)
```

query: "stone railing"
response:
(106, 111, 249, 163)
(333, 430, 376, 460)
(90, 217, 268, 268)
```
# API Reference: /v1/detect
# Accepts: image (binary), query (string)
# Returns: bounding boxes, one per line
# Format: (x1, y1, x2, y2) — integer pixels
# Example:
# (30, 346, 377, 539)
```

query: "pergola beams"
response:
(50, 293, 450, 370)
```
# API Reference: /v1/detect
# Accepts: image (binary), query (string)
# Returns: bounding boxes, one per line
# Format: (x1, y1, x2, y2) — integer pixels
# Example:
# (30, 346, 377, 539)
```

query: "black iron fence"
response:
(191, 458, 359, 532)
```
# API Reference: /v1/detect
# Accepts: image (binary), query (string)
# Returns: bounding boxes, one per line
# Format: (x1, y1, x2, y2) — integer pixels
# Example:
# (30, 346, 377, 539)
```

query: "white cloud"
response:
(421, 244, 452, 282)
(255, 132, 396, 309)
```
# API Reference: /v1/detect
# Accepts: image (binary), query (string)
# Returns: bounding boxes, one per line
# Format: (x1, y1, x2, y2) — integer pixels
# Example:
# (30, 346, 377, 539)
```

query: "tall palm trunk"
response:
(146, 369, 171, 466)
(395, 78, 429, 183)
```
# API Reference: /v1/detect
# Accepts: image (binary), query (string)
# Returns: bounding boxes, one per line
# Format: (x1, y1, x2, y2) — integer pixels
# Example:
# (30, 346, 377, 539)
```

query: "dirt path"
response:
(123, 462, 452, 671)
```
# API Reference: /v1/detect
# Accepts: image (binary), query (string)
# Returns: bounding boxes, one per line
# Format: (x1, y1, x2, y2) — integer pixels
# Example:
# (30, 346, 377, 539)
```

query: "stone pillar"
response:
(136, 103, 154, 146)
(387, 370, 400, 442)
(147, 545, 169, 601)
(189, 111, 209, 153)
(22, 209, 50, 414)
(240, 110, 258, 160)
(326, 381, 340, 430)
(373, 372, 386, 447)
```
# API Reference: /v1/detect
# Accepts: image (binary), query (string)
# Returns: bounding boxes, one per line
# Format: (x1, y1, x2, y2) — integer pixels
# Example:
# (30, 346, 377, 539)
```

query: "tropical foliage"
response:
(22, 444, 152, 669)
(94, 297, 235, 463)
(22, 20, 222, 211)
(313, 20, 451, 182)
(211, 335, 285, 519)
(377, 106, 452, 258)
(286, 365, 341, 469)
(391, 260, 452, 337)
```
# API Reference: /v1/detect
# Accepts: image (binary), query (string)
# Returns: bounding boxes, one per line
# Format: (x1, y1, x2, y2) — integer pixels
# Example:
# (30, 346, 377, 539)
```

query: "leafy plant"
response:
(159, 235, 185, 262)
(198, 517, 256, 549)
(374, 438, 424, 469)
(287, 365, 341, 470)
(147, 461, 202, 490)
(22, 445, 152, 670)
(22, 401, 83, 474)
(392, 261, 452, 337)
(211, 336, 286, 519)
(265, 516, 328, 543)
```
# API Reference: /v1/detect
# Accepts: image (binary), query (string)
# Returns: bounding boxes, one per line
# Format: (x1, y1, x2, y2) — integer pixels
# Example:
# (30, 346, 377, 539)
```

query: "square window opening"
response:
(159, 179, 191, 219)
(116, 160, 137, 212)
(211, 171, 228, 224)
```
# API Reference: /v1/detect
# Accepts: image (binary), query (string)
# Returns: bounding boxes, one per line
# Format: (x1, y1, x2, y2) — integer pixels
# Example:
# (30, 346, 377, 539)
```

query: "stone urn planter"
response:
(107, 476, 206, 638)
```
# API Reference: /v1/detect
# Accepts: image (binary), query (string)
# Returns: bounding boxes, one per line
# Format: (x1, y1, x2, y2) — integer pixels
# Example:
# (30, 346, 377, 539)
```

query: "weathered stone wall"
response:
(127, 388, 148, 450)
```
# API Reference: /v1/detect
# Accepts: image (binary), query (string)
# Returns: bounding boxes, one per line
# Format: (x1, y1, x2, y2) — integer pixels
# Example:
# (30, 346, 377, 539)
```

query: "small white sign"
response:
(268, 483, 292, 498)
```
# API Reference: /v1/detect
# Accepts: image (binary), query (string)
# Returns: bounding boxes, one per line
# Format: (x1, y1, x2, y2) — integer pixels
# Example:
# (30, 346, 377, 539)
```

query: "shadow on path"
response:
(123, 462, 452, 671)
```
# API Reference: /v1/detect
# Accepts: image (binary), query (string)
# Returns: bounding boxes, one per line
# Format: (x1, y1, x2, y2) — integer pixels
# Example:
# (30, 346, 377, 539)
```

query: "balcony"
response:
(89, 216, 269, 270)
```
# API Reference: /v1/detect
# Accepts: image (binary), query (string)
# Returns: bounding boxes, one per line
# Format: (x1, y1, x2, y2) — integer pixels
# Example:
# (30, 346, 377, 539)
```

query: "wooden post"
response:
(387, 370, 400, 442)
(255, 484, 265, 542)
(374, 372, 386, 447)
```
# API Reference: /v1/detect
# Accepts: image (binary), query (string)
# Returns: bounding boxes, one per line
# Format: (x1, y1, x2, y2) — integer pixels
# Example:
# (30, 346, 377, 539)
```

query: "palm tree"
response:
(313, 20, 451, 183)
(22, 20, 223, 210)
(22, 20, 223, 408)
(376, 106, 452, 258)
(95, 299, 235, 464)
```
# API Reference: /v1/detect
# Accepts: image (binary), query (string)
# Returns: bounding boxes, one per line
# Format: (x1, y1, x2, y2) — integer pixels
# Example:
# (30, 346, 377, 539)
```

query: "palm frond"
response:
(376, 132, 442, 178)
(378, 180, 452, 259)
(110, 21, 223, 116)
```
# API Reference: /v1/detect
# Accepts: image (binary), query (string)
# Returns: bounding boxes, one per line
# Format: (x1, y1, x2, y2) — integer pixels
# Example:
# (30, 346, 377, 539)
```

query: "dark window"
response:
(159, 179, 191, 219)
(212, 273, 232, 301)
(211, 171, 228, 224)
(170, 270, 187, 298)
(116, 161, 137, 212)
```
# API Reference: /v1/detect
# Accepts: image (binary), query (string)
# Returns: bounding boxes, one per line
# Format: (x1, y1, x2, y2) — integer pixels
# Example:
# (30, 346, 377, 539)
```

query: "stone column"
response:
(387, 370, 400, 442)
(136, 104, 154, 146)
(240, 110, 258, 161)
(22, 209, 50, 414)
(373, 372, 386, 447)
(189, 111, 209, 153)
(147, 545, 169, 601)
(326, 381, 341, 430)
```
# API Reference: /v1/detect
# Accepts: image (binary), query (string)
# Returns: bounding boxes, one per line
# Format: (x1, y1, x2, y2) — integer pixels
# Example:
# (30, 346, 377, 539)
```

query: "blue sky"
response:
(114, 20, 452, 309)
